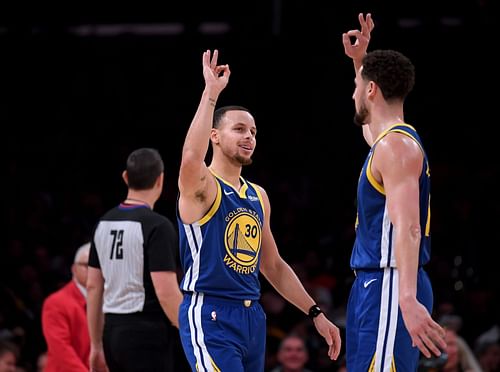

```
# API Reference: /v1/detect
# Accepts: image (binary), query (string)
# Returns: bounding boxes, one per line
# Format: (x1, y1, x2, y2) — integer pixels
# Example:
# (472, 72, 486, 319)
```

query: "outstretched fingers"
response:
(202, 50, 209, 67)
(210, 49, 219, 69)
(359, 13, 374, 38)
(412, 320, 447, 358)
(367, 13, 375, 32)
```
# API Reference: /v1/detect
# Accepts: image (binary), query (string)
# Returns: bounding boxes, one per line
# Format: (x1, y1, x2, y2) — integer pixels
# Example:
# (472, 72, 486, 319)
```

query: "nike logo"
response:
(363, 279, 377, 288)
(224, 190, 234, 196)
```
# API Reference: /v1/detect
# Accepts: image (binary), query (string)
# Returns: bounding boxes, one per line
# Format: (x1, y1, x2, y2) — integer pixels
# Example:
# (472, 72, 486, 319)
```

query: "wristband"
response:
(308, 304, 323, 319)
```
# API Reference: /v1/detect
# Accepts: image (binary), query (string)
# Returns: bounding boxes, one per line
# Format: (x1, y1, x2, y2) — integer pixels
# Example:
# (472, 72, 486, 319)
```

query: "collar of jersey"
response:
(209, 168, 249, 198)
(372, 122, 415, 146)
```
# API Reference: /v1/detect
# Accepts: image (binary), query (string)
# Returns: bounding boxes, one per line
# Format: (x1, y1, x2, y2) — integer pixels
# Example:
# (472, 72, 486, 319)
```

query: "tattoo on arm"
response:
(209, 98, 216, 107)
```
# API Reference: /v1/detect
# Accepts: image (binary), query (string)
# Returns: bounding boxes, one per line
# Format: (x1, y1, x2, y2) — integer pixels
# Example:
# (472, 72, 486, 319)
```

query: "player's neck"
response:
(124, 192, 154, 209)
(370, 102, 404, 133)
(370, 110, 405, 142)
(208, 163, 242, 191)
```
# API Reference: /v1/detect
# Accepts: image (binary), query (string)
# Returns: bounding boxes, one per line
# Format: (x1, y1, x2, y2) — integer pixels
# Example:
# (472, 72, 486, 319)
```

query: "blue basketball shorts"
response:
(346, 267, 433, 371)
(179, 292, 266, 372)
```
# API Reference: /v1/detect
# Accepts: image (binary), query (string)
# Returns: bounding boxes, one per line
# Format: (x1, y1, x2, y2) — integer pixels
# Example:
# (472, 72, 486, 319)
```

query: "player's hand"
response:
(400, 300, 447, 358)
(202, 49, 230, 95)
(342, 13, 374, 61)
(313, 313, 342, 360)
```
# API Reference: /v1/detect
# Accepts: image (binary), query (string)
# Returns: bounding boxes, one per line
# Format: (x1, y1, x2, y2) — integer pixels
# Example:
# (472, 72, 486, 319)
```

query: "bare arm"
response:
(151, 271, 183, 328)
(178, 50, 230, 224)
(373, 133, 446, 357)
(343, 13, 375, 145)
(86, 267, 108, 372)
(258, 186, 341, 360)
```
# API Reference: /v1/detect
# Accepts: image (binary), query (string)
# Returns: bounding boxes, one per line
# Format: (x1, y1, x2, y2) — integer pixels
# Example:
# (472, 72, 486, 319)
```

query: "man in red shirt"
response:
(41, 242, 91, 372)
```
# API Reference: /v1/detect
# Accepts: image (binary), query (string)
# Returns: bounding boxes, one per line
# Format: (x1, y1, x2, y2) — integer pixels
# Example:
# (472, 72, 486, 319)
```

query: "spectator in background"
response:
(475, 341, 500, 372)
(439, 315, 482, 372)
(41, 243, 90, 372)
(0, 340, 18, 372)
(270, 334, 312, 372)
(441, 328, 481, 372)
(36, 352, 47, 372)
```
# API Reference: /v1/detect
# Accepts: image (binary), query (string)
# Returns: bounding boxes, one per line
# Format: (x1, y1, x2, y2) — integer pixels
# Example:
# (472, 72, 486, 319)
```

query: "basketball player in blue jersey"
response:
(176, 50, 341, 372)
(341, 14, 447, 371)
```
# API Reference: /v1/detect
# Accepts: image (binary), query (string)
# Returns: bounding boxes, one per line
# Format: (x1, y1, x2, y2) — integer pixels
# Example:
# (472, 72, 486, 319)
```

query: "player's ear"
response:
(210, 128, 220, 144)
(156, 173, 164, 188)
(122, 170, 129, 186)
(367, 81, 377, 97)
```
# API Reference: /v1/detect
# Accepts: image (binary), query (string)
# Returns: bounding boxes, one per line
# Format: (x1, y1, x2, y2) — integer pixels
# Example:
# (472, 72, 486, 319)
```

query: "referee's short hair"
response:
(126, 148, 164, 190)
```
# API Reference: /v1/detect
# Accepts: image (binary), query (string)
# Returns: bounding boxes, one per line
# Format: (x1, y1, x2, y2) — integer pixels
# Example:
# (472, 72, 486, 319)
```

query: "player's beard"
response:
(354, 103, 369, 127)
(235, 154, 253, 166)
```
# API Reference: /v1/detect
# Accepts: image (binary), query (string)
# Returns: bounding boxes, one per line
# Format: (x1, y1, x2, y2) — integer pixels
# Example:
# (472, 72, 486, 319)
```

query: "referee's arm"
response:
(151, 271, 183, 328)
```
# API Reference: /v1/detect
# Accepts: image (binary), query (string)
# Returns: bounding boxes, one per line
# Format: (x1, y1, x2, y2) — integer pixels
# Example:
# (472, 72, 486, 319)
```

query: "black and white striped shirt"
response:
(89, 202, 177, 315)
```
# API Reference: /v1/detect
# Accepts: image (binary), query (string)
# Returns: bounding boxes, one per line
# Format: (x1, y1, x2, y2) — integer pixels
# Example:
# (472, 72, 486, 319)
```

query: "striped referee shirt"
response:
(89, 202, 178, 314)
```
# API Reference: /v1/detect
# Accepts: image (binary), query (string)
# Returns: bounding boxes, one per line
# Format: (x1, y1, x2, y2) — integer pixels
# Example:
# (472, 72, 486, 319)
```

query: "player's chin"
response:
(236, 155, 253, 166)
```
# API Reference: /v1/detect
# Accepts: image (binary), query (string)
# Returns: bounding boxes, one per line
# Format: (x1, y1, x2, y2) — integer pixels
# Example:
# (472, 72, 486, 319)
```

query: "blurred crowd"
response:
(2, 169, 499, 371)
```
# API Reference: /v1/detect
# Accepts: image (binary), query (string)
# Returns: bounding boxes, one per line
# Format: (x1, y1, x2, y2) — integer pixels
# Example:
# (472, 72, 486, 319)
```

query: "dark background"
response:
(3, 1, 499, 370)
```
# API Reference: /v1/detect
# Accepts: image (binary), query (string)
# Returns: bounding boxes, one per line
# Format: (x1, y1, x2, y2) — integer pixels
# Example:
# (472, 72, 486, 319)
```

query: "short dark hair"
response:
(126, 148, 164, 190)
(213, 105, 251, 128)
(361, 49, 415, 102)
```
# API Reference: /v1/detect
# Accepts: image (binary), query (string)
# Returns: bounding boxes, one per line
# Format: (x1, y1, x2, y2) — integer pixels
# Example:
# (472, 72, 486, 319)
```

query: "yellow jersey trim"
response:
(367, 123, 422, 196)
(249, 182, 266, 219)
(198, 181, 222, 226)
(367, 152, 385, 195)
(368, 353, 376, 371)
(208, 168, 248, 199)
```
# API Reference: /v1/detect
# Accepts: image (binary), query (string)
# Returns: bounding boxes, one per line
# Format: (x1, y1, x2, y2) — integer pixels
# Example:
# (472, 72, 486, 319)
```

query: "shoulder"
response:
(376, 131, 422, 161)
(134, 209, 172, 226)
(43, 282, 71, 308)
(249, 182, 267, 196)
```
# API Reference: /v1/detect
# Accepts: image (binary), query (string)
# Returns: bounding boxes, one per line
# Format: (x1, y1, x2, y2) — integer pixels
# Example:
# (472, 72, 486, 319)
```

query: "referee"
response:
(87, 148, 183, 372)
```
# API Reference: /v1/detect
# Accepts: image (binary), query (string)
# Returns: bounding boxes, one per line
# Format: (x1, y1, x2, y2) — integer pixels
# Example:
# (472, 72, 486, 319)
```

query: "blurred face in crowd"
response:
(443, 329, 459, 370)
(72, 250, 90, 287)
(478, 342, 500, 372)
(0, 350, 16, 372)
(277, 336, 308, 372)
(37, 352, 47, 372)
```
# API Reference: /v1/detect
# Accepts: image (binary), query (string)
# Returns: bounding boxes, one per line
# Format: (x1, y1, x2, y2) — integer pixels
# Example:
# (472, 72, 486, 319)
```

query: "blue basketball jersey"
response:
(351, 123, 431, 269)
(178, 171, 265, 300)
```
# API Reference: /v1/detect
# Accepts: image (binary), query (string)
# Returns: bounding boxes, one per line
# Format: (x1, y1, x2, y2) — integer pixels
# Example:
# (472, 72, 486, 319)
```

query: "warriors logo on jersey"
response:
(223, 208, 262, 274)
(178, 170, 265, 300)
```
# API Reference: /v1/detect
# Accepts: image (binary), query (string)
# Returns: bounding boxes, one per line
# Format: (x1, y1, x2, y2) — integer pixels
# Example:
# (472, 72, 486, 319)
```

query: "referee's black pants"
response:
(103, 312, 174, 372)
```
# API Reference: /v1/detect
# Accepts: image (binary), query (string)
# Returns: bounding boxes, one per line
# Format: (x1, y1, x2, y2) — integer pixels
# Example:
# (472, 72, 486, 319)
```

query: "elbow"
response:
(181, 148, 203, 167)
(409, 224, 422, 243)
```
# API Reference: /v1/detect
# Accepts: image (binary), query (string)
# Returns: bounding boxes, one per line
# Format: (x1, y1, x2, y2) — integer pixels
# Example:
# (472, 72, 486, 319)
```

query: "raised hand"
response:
(342, 13, 375, 61)
(202, 49, 230, 95)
